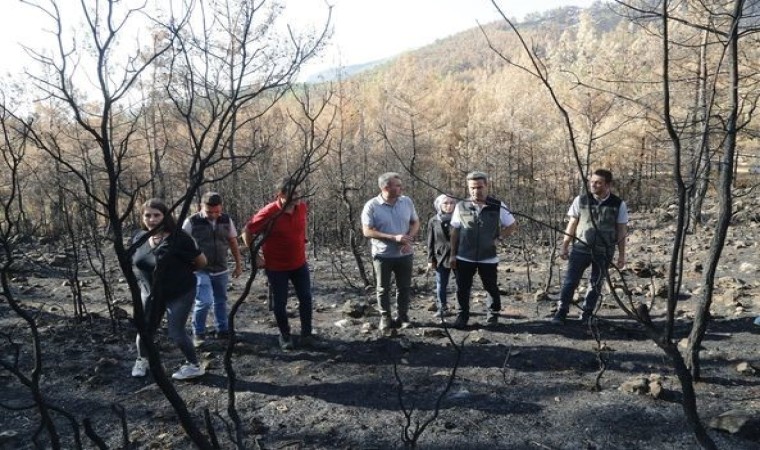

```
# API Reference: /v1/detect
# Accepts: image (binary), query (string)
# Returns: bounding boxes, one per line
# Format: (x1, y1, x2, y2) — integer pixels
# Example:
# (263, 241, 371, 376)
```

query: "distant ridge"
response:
(300, 4, 597, 83)
(303, 58, 390, 83)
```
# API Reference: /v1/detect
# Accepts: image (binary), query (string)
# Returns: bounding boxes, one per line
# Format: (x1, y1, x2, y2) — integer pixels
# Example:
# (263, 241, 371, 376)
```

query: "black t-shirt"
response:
(132, 230, 201, 301)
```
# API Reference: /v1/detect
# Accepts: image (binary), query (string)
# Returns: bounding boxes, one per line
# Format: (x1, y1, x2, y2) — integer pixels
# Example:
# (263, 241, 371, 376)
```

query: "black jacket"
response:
(427, 214, 452, 269)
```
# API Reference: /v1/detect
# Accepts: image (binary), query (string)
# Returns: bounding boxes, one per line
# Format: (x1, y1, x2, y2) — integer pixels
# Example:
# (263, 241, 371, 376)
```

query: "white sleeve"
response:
(618, 201, 629, 224)
(228, 218, 239, 238)
(499, 203, 516, 227)
(181, 218, 192, 234)
(567, 196, 581, 218)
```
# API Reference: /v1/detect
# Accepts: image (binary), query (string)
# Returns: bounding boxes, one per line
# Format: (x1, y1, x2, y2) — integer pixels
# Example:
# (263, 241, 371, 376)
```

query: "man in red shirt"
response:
(242, 177, 316, 350)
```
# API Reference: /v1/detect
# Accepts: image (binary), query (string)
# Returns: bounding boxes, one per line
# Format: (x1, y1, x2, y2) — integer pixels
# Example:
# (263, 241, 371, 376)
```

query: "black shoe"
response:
(279, 335, 294, 351)
(453, 314, 469, 329)
(579, 311, 593, 326)
(300, 335, 329, 350)
(215, 330, 230, 340)
(551, 310, 567, 325)
(394, 315, 412, 329)
(485, 314, 498, 327)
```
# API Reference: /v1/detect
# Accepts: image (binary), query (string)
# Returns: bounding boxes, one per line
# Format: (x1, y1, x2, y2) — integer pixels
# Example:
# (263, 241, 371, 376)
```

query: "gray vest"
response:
(189, 213, 232, 273)
(574, 194, 622, 258)
(455, 197, 502, 262)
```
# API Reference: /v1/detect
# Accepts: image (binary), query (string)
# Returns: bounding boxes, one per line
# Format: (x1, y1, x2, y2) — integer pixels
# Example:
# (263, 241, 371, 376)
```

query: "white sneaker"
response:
(131, 358, 149, 377)
(171, 363, 204, 380)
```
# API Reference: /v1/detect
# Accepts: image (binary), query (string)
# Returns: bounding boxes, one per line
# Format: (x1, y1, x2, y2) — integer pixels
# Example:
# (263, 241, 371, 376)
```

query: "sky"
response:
(0, 0, 598, 82)
(288, 0, 600, 79)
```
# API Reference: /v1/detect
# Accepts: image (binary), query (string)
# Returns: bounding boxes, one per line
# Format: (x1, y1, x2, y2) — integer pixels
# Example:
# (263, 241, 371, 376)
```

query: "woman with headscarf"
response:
(427, 194, 457, 319)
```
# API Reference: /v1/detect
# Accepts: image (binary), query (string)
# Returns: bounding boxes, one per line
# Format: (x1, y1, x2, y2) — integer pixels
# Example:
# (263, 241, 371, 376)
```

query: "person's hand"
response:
(232, 264, 243, 278)
(559, 245, 569, 260)
(255, 254, 265, 269)
(400, 242, 413, 255)
(394, 234, 413, 245)
(616, 254, 625, 269)
(449, 257, 457, 270)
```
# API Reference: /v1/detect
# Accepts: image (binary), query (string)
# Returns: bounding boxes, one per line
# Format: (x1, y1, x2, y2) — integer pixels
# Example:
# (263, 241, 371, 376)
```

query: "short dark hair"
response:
(466, 171, 488, 182)
(277, 177, 298, 196)
(201, 191, 222, 206)
(593, 169, 613, 184)
(140, 198, 177, 231)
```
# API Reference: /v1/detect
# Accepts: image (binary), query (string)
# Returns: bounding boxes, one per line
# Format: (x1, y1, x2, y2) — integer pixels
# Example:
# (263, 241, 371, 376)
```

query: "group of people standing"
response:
(367, 169, 628, 330)
(128, 168, 629, 380)
(364, 171, 518, 331)
(130, 178, 314, 379)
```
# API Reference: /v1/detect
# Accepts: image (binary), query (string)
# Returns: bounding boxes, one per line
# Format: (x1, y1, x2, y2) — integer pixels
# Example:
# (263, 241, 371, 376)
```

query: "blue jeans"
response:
(454, 260, 500, 318)
(435, 265, 453, 311)
(266, 264, 313, 338)
(192, 271, 229, 335)
(372, 255, 413, 320)
(557, 249, 611, 315)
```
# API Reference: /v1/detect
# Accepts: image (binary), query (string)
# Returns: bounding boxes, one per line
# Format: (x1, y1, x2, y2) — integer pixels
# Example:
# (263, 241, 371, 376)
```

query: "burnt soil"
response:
(2, 209, 760, 449)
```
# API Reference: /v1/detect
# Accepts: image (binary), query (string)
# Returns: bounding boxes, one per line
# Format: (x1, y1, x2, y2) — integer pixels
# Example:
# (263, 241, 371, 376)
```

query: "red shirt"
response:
(246, 200, 307, 271)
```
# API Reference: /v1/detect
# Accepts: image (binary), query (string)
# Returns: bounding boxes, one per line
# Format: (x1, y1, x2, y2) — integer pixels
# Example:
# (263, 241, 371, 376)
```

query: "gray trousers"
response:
(372, 254, 413, 320)
(136, 288, 198, 365)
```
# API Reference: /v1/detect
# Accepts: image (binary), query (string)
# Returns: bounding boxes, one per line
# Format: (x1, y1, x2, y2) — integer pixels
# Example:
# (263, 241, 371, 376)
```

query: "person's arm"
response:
(500, 221, 517, 239)
(616, 223, 627, 268)
(559, 217, 579, 260)
(408, 217, 420, 239)
(241, 227, 253, 248)
(426, 220, 436, 269)
(362, 225, 413, 244)
(228, 236, 243, 277)
(194, 252, 207, 269)
(242, 204, 274, 248)
(449, 227, 459, 270)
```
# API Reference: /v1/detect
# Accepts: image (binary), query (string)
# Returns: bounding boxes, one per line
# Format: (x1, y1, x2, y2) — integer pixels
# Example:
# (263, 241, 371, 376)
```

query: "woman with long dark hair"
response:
(131, 198, 207, 380)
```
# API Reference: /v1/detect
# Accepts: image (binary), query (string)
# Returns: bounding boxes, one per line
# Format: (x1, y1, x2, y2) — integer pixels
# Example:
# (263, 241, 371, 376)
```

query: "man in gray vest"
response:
(361, 172, 420, 331)
(450, 171, 517, 329)
(182, 192, 243, 345)
(551, 169, 628, 325)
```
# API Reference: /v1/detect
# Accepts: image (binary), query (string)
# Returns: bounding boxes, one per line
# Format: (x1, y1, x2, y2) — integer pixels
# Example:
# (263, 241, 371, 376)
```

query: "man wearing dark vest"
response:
(552, 169, 628, 325)
(450, 171, 517, 329)
(182, 192, 243, 345)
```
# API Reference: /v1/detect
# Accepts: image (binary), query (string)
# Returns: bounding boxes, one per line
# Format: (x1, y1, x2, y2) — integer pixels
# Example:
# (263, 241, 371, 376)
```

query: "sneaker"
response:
(172, 363, 204, 380)
(433, 307, 448, 319)
(279, 334, 294, 351)
(485, 314, 499, 327)
(131, 357, 149, 377)
(193, 333, 205, 348)
(379, 315, 392, 331)
(753, 316, 760, 327)
(453, 314, 468, 330)
(551, 310, 567, 325)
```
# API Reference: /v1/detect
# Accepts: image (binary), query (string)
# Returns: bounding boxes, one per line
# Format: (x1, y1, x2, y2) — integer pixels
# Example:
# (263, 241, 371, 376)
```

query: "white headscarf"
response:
(434, 194, 455, 220)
